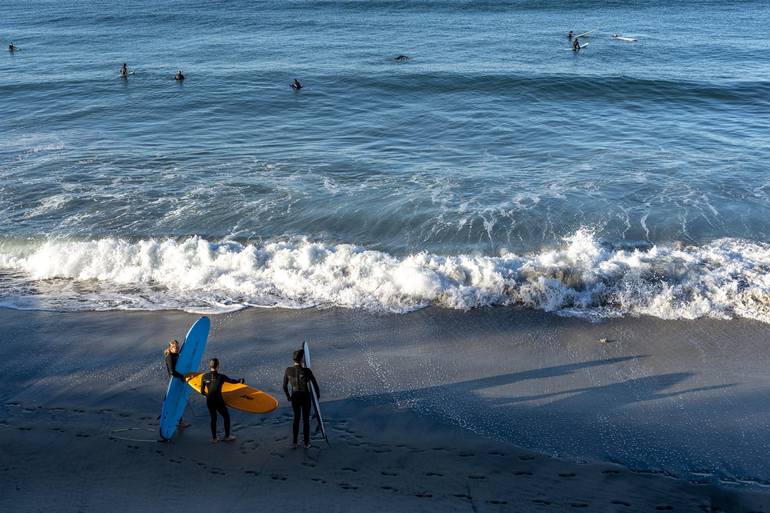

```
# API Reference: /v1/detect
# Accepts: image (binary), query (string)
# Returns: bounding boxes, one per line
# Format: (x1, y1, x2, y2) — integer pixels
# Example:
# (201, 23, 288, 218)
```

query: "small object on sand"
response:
(599, 338, 608, 344)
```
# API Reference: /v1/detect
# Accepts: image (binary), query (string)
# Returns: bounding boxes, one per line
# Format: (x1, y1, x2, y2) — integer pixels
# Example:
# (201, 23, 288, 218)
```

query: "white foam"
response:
(1, 230, 770, 321)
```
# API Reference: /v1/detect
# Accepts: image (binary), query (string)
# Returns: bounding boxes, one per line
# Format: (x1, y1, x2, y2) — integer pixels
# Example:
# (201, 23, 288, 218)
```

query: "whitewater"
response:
(1, 230, 769, 322)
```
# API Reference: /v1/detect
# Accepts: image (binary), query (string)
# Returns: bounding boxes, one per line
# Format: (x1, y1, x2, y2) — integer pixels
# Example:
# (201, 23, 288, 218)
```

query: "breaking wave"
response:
(1, 230, 769, 321)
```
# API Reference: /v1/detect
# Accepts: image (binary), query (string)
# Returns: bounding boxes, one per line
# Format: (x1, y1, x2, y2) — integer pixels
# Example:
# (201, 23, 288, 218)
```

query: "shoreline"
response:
(1, 306, 769, 511)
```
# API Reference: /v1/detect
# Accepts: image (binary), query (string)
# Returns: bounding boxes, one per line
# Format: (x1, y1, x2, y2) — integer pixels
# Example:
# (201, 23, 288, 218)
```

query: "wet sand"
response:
(1, 307, 769, 512)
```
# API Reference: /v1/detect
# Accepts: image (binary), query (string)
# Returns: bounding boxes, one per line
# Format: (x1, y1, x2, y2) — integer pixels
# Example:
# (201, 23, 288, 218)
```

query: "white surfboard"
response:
(612, 35, 637, 42)
(575, 29, 598, 38)
(302, 341, 328, 445)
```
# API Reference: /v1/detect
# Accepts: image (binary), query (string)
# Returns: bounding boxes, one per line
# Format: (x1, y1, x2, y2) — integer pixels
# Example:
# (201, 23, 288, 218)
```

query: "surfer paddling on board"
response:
(119, 63, 129, 78)
(200, 358, 244, 442)
(163, 339, 190, 428)
(283, 349, 320, 449)
(291, 79, 302, 90)
(174, 70, 185, 81)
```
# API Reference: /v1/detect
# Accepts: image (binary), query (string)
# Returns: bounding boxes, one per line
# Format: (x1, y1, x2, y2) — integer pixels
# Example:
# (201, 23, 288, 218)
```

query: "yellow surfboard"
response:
(185, 372, 279, 414)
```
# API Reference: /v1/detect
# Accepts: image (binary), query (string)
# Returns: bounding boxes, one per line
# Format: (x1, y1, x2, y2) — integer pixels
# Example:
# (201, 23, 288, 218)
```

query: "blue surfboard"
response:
(159, 316, 210, 440)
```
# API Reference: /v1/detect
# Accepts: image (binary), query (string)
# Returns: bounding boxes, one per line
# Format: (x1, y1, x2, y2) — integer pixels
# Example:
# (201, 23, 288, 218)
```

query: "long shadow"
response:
(345, 355, 648, 407)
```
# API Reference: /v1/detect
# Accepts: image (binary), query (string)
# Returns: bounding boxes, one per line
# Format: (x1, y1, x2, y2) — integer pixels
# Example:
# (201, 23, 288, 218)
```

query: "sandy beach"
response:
(1, 307, 769, 512)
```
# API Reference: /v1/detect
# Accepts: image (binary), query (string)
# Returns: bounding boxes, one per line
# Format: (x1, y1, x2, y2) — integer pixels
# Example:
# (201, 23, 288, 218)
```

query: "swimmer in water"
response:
(9, 42, 17, 52)
(175, 70, 185, 81)
(120, 63, 129, 77)
(568, 31, 573, 40)
(291, 79, 302, 90)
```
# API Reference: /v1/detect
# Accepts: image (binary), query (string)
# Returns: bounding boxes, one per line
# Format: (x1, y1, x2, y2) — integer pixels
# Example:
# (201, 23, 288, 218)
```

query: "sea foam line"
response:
(1, 230, 769, 321)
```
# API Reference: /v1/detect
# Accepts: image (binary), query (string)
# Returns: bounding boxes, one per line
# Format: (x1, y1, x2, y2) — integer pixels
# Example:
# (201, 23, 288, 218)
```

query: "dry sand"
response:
(1, 307, 769, 512)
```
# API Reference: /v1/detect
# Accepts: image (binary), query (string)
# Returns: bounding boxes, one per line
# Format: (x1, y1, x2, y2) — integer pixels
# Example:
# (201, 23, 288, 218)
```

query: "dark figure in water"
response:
(394, 54, 409, 62)
(283, 349, 320, 449)
(175, 70, 185, 81)
(572, 37, 581, 51)
(291, 79, 302, 90)
(200, 358, 243, 442)
(568, 31, 574, 40)
(163, 339, 189, 428)
(120, 63, 129, 77)
(9, 42, 16, 52)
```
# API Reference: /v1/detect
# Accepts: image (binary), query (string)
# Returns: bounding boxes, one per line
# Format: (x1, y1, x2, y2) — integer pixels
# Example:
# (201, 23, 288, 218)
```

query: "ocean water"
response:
(2, 0, 770, 317)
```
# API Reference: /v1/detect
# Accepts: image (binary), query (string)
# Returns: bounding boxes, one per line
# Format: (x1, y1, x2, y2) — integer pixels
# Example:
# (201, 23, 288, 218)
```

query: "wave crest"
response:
(1, 230, 770, 321)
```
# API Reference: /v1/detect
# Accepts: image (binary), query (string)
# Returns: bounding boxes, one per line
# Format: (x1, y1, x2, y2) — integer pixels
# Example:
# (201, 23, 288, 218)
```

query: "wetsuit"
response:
(282, 365, 319, 445)
(200, 371, 239, 440)
(164, 352, 184, 379)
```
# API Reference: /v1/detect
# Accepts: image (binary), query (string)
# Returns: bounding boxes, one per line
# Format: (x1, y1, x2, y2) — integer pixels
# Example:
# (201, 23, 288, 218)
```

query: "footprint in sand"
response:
(425, 472, 443, 477)
(519, 455, 536, 461)
(458, 451, 474, 457)
(301, 462, 316, 468)
(611, 500, 631, 507)
(244, 470, 259, 476)
(468, 475, 486, 480)
(559, 472, 576, 478)
(18, 427, 32, 431)
(602, 469, 621, 475)
(311, 478, 326, 484)
(381, 486, 397, 492)
(487, 500, 508, 505)
(570, 503, 589, 508)
(270, 474, 287, 481)
(488, 451, 506, 456)
(454, 494, 472, 500)
(655, 506, 673, 511)
(342, 467, 358, 472)
(514, 471, 533, 476)
(373, 448, 391, 453)
(75, 432, 89, 437)
(381, 471, 398, 477)
(415, 492, 432, 498)
(339, 483, 358, 490)
(533, 499, 552, 505)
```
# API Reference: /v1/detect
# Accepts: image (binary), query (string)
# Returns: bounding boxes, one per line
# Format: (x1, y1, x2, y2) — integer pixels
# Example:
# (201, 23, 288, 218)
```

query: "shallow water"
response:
(2, 0, 770, 315)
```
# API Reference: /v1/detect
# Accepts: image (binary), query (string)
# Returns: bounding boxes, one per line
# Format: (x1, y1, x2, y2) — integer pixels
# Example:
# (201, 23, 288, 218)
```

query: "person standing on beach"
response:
(200, 358, 243, 442)
(283, 349, 320, 449)
(163, 339, 190, 428)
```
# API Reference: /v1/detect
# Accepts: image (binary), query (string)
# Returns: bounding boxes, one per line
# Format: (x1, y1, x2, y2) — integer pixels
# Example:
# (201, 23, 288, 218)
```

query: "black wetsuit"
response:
(164, 352, 184, 379)
(282, 365, 320, 445)
(200, 371, 239, 440)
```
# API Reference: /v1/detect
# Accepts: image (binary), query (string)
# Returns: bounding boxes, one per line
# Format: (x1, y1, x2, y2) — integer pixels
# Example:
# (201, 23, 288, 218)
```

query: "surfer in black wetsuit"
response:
(120, 63, 128, 77)
(163, 339, 190, 428)
(282, 349, 320, 449)
(572, 37, 581, 51)
(291, 79, 302, 90)
(9, 42, 16, 52)
(200, 358, 243, 442)
(568, 31, 574, 40)
(174, 70, 185, 81)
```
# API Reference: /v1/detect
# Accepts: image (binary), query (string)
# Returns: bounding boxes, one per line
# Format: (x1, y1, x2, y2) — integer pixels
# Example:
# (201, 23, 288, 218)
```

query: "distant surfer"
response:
(163, 339, 190, 428)
(291, 78, 302, 90)
(174, 70, 185, 81)
(572, 38, 581, 51)
(283, 349, 320, 449)
(9, 42, 17, 52)
(200, 358, 244, 442)
(568, 31, 573, 40)
(394, 55, 409, 62)
(119, 63, 129, 78)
